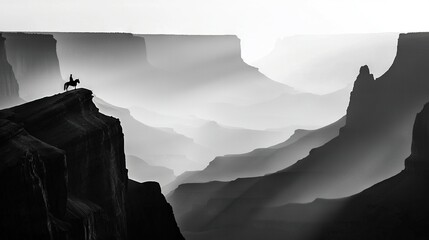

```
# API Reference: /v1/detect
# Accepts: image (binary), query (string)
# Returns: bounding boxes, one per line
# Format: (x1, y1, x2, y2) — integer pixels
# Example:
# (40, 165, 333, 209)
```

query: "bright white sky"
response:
(1, 0, 429, 62)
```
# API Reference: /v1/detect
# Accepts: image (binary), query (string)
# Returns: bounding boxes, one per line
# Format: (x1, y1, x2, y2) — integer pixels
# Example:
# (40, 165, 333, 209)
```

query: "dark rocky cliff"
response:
(127, 180, 185, 240)
(0, 33, 20, 108)
(0, 119, 67, 239)
(1, 88, 128, 239)
(0, 89, 185, 239)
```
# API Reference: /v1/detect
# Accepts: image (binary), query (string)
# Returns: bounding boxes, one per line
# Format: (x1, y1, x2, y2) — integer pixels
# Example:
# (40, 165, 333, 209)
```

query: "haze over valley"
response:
(4, 30, 429, 240)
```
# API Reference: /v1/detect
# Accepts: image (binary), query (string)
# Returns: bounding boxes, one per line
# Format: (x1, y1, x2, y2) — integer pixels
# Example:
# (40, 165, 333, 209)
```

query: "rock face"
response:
(0, 88, 186, 240)
(316, 102, 429, 239)
(3, 33, 63, 101)
(0, 33, 20, 108)
(0, 89, 128, 239)
(168, 32, 429, 238)
(126, 180, 185, 240)
(0, 119, 67, 240)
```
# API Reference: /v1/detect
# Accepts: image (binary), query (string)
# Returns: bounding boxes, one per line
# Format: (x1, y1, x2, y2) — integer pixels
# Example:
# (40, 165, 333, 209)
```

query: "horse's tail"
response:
(64, 82, 67, 91)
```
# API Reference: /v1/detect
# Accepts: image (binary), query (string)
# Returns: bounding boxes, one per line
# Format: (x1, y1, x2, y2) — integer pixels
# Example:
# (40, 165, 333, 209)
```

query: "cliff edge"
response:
(0, 89, 184, 239)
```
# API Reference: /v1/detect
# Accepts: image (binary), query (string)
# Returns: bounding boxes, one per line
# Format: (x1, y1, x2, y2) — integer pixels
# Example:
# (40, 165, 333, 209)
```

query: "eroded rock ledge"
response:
(0, 89, 184, 240)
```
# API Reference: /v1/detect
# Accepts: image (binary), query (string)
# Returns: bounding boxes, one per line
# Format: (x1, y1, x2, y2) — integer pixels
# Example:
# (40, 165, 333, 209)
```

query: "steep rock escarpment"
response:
(320, 102, 429, 239)
(3, 32, 63, 101)
(127, 180, 185, 240)
(168, 32, 429, 237)
(0, 89, 128, 239)
(0, 119, 67, 240)
(0, 33, 20, 108)
(1, 89, 186, 239)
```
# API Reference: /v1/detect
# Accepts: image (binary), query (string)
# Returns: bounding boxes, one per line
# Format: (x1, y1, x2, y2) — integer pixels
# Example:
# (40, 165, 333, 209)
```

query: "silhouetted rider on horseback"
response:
(64, 73, 80, 91)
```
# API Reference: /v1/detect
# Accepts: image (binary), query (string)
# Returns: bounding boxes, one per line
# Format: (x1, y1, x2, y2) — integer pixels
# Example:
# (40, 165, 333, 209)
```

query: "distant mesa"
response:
(0, 33, 21, 108)
(3, 32, 63, 101)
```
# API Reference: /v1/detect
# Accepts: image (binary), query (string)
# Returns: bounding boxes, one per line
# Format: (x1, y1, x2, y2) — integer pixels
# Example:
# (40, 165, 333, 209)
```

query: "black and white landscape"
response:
(1, 26, 429, 240)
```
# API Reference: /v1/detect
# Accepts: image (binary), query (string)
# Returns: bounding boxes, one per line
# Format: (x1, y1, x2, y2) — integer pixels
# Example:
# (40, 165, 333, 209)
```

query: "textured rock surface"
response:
(1, 88, 186, 239)
(0, 119, 67, 240)
(0, 33, 20, 108)
(1, 89, 128, 239)
(126, 180, 185, 240)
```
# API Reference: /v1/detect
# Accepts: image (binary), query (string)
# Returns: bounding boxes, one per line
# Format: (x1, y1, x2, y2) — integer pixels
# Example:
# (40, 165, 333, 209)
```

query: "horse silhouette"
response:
(64, 79, 80, 91)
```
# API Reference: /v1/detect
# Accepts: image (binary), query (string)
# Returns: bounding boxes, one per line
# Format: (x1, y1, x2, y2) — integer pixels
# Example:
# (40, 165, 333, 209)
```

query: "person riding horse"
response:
(64, 74, 80, 91)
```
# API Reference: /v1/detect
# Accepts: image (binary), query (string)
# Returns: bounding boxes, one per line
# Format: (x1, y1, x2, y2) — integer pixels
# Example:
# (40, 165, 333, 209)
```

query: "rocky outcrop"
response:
(404, 103, 429, 172)
(0, 33, 20, 108)
(0, 89, 128, 239)
(3, 33, 63, 101)
(126, 180, 185, 240)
